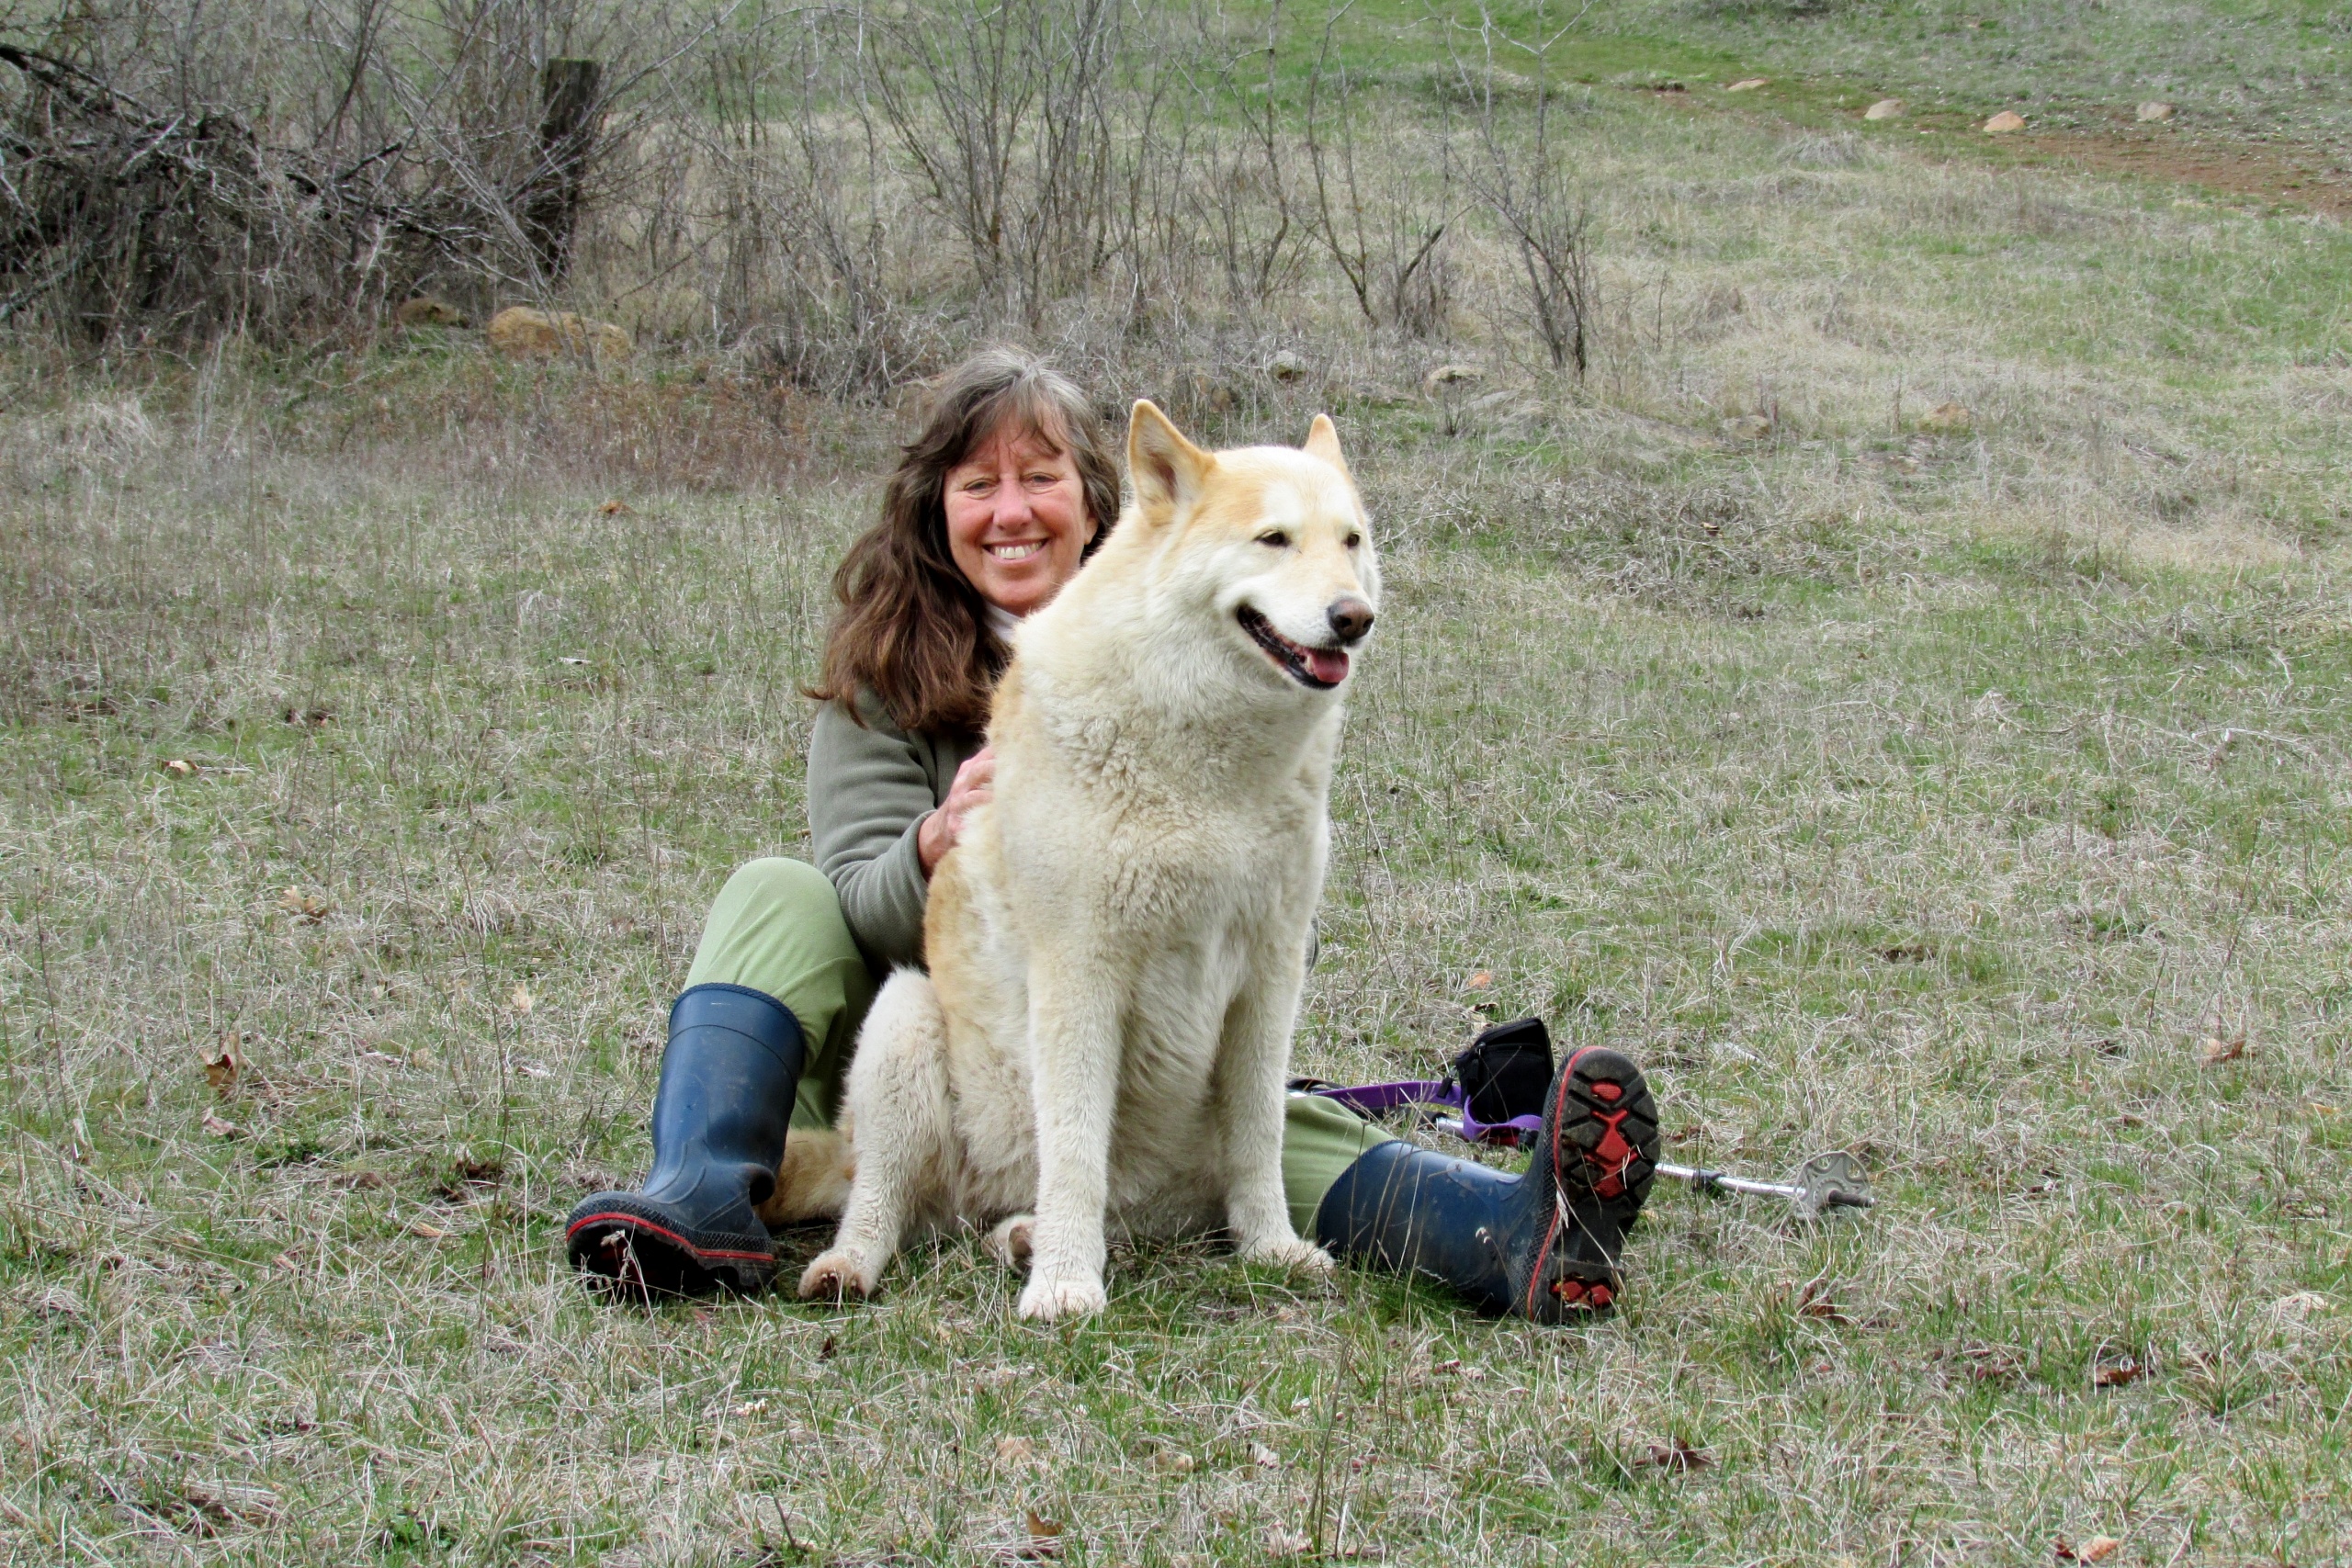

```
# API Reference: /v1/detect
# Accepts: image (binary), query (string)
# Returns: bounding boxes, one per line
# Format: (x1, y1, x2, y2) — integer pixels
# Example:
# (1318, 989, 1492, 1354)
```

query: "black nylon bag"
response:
(1453, 1016, 1555, 1125)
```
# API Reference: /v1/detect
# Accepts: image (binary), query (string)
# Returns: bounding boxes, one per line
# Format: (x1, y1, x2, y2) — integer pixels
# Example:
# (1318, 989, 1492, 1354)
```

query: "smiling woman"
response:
(565, 351, 1129, 1295)
(814, 352, 1123, 737)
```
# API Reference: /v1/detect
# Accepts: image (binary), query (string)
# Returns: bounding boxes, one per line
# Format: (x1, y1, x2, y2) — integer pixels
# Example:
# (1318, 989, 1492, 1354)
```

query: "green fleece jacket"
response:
(806, 690, 982, 973)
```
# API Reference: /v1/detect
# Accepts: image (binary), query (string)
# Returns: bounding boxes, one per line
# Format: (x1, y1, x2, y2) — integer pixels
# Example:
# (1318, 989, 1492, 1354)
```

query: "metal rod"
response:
(1657, 1163, 1803, 1200)
(1654, 1155, 1875, 1213)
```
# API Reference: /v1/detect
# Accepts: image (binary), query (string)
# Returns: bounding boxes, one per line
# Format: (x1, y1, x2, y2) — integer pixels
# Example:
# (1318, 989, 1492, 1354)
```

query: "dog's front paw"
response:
(984, 1214, 1035, 1270)
(1017, 1271, 1107, 1322)
(797, 1247, 882, 1303)
(1240, 1235, 1336, 1274)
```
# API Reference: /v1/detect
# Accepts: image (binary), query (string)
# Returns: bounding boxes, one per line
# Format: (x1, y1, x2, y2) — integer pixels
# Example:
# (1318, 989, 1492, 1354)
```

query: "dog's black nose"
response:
(1327, 596, 1375, 643)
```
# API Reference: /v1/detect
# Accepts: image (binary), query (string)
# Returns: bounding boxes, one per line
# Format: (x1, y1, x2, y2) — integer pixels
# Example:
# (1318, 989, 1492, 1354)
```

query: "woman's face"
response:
(942, 425, 1095, 618)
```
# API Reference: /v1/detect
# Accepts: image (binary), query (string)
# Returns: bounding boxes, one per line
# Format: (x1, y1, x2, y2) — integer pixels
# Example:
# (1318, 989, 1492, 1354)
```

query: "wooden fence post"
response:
(525, 57, 601, 283)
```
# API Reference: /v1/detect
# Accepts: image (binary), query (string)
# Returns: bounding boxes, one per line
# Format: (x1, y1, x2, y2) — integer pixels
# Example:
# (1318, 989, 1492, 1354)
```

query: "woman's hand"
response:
(918, 747, 996, 875)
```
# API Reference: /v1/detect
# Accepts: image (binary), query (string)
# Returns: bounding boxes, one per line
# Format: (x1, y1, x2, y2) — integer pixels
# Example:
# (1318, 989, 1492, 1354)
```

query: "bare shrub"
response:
(2, 0, 1610, 389)
(642, 1, 1344, 392)
(1190, 5, 1304, 312)
(1448, 3, 1600, 378)
(688, 18, 951, 398)
(1303, 18, 1459, 338)
(0, 39, 443, 339)
(0, 0, 689, 341)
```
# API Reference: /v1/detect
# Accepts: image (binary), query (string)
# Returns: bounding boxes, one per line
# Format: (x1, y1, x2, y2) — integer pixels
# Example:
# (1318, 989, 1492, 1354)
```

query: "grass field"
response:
(4, 3, 2350, 1564)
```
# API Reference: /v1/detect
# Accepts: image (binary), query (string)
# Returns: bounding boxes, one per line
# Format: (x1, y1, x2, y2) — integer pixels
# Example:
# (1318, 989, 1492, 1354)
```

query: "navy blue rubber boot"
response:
(566, 983, 805, 1299)
(1314, 1047, 1658, 1320)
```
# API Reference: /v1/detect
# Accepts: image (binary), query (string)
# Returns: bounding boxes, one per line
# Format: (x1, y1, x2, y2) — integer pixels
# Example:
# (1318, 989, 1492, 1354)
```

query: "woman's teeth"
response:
(987, 542, 1045, 561)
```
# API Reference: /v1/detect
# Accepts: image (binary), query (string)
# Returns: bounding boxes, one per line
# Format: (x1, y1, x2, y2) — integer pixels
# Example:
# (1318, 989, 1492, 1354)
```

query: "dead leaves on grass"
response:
(2055, 1535, 2121, 1562)
(198, 1033, 243, 1097)
(433, 1157, 505, 1201)
(1794, 1278, 1854, 1325)
(158, 1483, 281, 1535)
(197, 1032, 278, 1130)
(2199, 1035, 2247, 1066)
(1637, 1436, 1712, 1473)
(1957, 1345, 2026, 1385)
(1016, 1509, 1063, 1561)
(277, 886, 330, 923)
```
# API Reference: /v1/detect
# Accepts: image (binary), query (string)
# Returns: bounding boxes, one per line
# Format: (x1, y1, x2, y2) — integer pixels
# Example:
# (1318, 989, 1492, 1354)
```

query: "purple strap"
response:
(1309, 1078, 1452, 1116)
(1307, 1078, 1543, 1146)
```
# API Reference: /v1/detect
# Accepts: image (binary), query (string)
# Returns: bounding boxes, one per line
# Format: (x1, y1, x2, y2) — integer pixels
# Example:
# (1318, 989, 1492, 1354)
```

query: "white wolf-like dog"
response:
(789, 401, 1378, 1320)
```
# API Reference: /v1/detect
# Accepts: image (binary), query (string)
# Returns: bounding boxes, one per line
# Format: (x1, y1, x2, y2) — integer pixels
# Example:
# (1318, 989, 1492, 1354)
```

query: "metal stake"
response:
(1655, 1151, 1874, 1221)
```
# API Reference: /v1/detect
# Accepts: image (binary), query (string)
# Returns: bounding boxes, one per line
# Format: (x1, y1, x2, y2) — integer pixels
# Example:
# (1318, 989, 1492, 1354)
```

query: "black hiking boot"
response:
(1313, 1047, 1659, 1320)
(565, 983, 803, 1299)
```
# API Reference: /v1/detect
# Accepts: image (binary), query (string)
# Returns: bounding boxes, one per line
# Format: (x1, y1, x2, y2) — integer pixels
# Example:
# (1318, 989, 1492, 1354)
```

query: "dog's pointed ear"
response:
(1303, 413, 1351, 479)
(1129, 400, 1213, 521)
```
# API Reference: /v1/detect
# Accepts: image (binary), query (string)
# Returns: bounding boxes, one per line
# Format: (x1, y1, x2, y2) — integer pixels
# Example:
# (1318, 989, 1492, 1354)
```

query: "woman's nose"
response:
(989, 480, 1034, 530)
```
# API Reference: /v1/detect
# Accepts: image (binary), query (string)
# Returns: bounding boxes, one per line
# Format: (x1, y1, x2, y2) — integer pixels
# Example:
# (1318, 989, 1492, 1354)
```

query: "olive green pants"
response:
(685, 858, 1394, 1234)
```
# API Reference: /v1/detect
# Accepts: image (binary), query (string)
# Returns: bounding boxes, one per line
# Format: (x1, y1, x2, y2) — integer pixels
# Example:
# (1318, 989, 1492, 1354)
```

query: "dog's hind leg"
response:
(758, 1128, 854, 1227)
(798, 970, 954, 1302)
(982, 1214, 1035, 1269)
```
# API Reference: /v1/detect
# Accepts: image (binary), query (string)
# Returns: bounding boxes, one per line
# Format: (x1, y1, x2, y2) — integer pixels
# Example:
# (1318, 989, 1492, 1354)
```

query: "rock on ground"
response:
(487, 306, 633, 361)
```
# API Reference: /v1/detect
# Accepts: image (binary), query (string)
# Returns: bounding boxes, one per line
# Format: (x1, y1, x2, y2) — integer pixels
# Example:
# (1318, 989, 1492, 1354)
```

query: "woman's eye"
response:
(1256, 531, 1291, 548)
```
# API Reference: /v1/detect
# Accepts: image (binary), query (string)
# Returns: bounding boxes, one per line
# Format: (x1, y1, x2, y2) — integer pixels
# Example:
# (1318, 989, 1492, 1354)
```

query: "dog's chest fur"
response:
(923, 658, 1336, 1229)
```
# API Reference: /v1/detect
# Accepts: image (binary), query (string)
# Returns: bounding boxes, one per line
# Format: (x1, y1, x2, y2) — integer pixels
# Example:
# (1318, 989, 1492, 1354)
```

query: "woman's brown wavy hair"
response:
(810, 349, 1123, 735)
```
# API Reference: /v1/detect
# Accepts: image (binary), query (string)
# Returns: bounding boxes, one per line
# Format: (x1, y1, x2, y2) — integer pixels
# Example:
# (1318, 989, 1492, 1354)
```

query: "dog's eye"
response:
(1255, 531, 1291, 548)
(1343, 532, 1363, 549)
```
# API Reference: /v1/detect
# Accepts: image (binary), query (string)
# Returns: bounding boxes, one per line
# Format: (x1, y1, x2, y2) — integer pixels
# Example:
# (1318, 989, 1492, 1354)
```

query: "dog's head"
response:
(1125, 400, 1379, 695)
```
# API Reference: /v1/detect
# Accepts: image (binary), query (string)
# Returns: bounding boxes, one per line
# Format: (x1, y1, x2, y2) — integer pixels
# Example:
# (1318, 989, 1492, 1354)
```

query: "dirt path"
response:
(2007, 121, 2352, 216)
(1645, 79, 2352, 217)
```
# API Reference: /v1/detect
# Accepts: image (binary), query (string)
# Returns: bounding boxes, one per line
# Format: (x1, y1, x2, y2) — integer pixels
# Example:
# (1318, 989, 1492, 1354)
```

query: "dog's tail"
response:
(759, 1127, 856, 1226)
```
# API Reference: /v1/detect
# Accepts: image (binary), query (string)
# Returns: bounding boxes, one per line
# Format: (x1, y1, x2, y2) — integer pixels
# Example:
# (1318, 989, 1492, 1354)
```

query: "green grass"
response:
(1310, 1, 2352, 150)
(5, 10, 2352, 1564)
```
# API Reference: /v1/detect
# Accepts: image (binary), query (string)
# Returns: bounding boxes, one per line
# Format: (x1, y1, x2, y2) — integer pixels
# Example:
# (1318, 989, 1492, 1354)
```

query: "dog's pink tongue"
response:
(1306, 647, 1351, 684)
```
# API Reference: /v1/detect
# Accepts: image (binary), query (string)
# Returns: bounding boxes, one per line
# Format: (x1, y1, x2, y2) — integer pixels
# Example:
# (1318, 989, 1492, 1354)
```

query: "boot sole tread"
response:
(1517, 1047, 1662, 1322)
(565, 1196, 779, 1299)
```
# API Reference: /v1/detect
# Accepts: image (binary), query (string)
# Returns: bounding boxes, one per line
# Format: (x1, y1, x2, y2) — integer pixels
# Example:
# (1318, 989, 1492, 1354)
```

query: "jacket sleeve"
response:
(807, 694, 941, 972)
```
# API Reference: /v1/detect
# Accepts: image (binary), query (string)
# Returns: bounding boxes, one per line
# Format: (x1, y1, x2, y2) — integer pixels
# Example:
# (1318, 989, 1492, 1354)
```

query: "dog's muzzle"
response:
(1238, 602, 1371, 690)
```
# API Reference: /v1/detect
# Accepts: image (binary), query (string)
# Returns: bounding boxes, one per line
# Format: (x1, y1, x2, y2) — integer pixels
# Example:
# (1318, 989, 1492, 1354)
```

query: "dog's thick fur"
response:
(786, 402, 1379, 1320)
